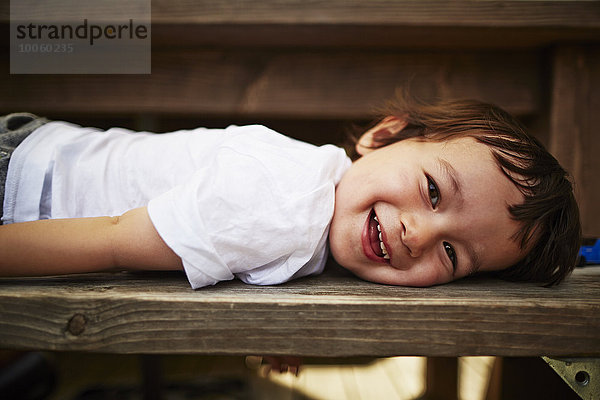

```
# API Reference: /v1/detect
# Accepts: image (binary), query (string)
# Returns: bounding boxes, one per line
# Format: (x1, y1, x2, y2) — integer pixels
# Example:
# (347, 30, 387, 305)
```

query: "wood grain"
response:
(0, 267, 598, 357)
(549, 45, 600, 237)
(3, 1, 598, 27)
(1, 49, 540, 118)
(149, 24, 600, 49)
(150, 0, 600, 27)
(4, 2, 599, 49)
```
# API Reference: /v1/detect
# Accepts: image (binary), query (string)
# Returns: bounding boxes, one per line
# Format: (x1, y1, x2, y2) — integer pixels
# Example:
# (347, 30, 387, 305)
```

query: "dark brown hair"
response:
(352, 93, 581, 286)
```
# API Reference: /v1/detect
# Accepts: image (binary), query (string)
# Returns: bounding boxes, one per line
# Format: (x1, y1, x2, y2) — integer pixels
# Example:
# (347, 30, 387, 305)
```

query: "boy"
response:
(0, 95, 581, 288)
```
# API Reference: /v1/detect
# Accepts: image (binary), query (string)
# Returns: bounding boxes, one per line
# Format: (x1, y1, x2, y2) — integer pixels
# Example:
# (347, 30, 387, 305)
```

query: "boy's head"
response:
(329, 94, 581, 287)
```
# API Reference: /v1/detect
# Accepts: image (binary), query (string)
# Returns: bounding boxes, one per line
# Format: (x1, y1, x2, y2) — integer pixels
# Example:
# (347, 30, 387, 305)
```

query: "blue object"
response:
(578, 238, 600, 266)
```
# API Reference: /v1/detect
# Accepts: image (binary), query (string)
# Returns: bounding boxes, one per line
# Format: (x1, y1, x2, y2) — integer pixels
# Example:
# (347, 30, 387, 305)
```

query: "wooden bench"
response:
(1, 265, 599, 398)
(1, 266, 598, 358)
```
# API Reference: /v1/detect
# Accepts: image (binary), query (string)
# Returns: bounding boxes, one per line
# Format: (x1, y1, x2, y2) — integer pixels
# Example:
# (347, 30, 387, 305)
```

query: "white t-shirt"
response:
(3, 122, 351, 288)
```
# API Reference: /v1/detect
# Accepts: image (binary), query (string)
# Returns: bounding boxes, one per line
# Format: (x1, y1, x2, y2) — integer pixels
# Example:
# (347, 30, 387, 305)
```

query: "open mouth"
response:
(366, 209, 390, 261)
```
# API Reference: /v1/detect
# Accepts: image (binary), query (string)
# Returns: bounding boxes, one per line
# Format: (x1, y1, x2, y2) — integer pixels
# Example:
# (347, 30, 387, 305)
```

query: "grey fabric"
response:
(0, 113, 48, 222)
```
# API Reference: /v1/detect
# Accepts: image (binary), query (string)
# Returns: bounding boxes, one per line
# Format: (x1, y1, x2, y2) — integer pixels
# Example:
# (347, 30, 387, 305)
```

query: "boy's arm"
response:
(0, 207, 183, 276)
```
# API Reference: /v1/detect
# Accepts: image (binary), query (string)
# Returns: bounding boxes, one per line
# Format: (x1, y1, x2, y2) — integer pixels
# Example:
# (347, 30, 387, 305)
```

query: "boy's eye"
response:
(427, 176, 440, 208)
(443, 242, 457, 271)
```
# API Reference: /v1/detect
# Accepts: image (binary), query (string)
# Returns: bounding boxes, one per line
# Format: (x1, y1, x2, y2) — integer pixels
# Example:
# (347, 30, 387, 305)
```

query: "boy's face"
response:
(329, 136, 526, 286)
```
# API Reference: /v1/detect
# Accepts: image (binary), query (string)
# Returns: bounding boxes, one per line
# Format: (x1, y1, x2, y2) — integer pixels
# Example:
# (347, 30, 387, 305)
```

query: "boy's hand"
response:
(246, 356, 303, 376)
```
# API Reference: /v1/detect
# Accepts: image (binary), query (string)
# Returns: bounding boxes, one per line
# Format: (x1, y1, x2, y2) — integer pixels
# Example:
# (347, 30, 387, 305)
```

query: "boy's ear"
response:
(355, 116, 408, 156)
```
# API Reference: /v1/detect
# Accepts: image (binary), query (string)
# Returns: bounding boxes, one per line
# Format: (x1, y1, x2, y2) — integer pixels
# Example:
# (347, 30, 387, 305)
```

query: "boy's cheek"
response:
(328, 232, 355, 271)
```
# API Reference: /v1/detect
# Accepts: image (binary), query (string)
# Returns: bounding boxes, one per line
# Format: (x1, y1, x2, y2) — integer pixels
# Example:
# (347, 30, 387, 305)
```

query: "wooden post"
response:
(141, 355, 164, 400)
(421, 357, 458, 400)
(549, 45, 600, 237)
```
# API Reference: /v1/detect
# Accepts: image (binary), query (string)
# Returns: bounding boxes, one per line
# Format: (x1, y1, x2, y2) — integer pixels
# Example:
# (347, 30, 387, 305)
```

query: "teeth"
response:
(374, 213, 390, 260)
(379, 236, 389, 260)
(380, 240, 387, 255)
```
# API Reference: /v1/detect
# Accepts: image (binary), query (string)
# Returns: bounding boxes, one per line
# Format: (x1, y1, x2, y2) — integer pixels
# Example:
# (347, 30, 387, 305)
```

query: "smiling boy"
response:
(331, 126, 525, 286)
(0, 95, 581, 288)
(332, 97, 580, 287)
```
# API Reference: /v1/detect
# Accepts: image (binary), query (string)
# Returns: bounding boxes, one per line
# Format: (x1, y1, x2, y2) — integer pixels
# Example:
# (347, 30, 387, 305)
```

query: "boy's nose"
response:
(402, 217, 438, 258)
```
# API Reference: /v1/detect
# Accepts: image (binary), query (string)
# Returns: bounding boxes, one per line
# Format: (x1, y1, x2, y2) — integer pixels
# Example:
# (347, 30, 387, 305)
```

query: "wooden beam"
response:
(149, 24, 600, 49)
(3, 1, 598, 28)
(549, 45, 600, 237)
(0, 268, 598, 356)
(4, 2, 598, 48)
(1, 49, 541, 118)
(151, 0, 600, 28)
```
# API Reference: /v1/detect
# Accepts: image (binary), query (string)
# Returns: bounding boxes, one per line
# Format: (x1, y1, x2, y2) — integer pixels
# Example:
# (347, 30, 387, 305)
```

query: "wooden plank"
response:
(1, 49, 541, 118)
(549, 45, 600, 237)
(3, 2, 598, 49)
(3, 1, 598, 28)
(150, 24, 600, 49)
(151, 0, 600, 27)
(0, 267, 598, 357)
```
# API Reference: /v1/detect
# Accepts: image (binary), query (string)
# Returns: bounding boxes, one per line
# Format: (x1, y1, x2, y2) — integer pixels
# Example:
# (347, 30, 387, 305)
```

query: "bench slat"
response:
(1, 268, 598, 357)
